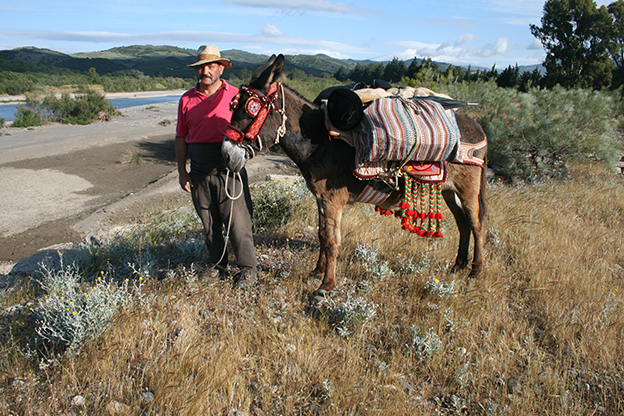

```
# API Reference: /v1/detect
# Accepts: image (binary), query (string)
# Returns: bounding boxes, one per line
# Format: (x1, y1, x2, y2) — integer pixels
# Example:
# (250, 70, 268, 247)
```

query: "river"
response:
(0, 93, 183, 122)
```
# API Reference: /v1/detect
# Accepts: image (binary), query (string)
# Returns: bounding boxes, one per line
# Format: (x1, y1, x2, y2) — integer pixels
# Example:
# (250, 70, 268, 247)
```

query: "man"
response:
(175, 45, 257, 287)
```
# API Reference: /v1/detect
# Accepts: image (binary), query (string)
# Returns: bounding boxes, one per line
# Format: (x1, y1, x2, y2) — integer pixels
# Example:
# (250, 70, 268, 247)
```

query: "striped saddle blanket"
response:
(354, 97, 460, 179)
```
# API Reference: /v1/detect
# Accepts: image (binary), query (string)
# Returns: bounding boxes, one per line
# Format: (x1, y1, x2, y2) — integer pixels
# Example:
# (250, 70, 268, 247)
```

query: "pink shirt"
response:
(176, 80, 239, 144)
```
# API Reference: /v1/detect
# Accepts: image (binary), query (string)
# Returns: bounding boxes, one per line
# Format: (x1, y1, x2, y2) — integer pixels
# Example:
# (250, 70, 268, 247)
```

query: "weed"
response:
(31, 258, 138, 355)
(407, 325, 442, 359)
(123, 150, 143, 165)
(328, 291, 377, 337)
(355, 242, 394, 280)
(425, 277, 458, 298)
(250, 175, 310, 232)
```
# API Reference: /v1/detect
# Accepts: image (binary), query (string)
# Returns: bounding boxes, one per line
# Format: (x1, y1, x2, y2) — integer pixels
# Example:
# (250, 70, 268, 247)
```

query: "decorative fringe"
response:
(375, 174, 444, 238)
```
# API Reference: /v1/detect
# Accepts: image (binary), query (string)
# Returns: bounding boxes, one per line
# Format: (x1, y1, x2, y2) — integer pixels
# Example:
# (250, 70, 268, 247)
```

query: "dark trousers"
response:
(191, 168, 257, 271)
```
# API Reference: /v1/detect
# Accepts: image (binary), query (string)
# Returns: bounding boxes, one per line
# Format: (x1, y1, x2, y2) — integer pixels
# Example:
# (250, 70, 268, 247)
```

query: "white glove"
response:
(222, 138, 247, 172)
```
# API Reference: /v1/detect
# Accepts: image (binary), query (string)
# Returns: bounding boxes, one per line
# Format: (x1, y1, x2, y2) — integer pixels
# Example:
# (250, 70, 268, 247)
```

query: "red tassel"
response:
(434, 231, 444, 238)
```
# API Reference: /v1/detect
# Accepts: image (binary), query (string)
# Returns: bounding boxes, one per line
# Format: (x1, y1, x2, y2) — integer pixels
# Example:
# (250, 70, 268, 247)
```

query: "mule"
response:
(226, 54, 487, 298)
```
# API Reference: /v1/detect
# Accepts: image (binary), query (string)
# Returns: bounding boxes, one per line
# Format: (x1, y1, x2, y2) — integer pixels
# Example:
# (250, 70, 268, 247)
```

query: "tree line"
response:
(334, 57, 544, 92)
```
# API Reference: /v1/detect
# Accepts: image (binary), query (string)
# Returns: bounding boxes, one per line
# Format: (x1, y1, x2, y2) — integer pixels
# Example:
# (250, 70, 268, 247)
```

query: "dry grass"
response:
(1, 163, 624, 415)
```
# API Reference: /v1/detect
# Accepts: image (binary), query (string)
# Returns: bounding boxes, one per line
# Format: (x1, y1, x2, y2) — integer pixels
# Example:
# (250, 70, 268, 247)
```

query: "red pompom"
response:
(435, 213, 444, 220)
(374, 206, 381, 212)
(399, 202, 410, 210)
(434, 231, 444, 238)
(428, 212, 436, 219)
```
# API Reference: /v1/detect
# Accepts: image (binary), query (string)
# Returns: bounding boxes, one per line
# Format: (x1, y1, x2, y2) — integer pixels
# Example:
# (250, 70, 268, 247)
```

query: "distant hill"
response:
(0, 45, 544, 79)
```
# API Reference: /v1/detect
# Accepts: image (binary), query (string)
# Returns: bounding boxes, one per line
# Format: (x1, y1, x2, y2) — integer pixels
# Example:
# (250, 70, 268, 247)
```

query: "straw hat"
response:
(188, 45, 231, 69)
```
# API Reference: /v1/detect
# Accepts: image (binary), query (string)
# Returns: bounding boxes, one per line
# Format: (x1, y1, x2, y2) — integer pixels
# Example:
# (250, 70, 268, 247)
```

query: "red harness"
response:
(225, 82, 282, 145)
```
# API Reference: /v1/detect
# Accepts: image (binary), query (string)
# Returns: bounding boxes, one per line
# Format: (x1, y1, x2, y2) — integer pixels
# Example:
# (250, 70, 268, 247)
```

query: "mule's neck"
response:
(278, 86, 325, 166)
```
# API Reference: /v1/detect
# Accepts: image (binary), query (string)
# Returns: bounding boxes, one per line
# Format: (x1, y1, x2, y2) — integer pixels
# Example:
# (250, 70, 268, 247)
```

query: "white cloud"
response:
(221, 0, 367, 14)
(456, 34, 478, 46)
(384, 35, 519, 67)
(527, 38, 542, 50)
(261, 24, 283, 37)
(480, 37, 509, 58)
(1, 29, 366, 55)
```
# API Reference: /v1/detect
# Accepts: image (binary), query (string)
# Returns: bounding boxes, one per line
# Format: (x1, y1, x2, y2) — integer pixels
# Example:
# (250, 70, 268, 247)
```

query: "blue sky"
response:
(0, 0, 614, 69)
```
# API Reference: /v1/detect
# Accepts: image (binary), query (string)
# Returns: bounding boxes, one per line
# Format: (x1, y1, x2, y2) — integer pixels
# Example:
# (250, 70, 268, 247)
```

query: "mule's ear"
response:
(255, 54, 286, 89)
(251, 54, 277, 82)
(272, 54, 285, 79)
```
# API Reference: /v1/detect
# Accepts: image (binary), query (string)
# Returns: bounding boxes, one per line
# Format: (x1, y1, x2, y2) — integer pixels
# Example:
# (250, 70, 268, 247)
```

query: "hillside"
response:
(0, 44, 524, 79)
(0, 45, 348, 78)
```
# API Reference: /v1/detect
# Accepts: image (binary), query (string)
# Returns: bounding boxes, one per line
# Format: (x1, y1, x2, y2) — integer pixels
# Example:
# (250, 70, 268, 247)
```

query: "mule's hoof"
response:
(309, 289, 330, 307)
(313, 288, 328, 298)
(468, 268, 482, 278)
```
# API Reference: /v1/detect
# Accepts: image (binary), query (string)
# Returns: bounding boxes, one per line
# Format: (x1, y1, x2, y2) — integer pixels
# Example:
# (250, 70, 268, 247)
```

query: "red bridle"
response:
(225, 82, 283, 145)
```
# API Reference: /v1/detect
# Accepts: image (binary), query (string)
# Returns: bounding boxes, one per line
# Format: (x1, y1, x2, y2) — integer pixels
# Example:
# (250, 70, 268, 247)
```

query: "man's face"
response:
(196, 62, 224, 86)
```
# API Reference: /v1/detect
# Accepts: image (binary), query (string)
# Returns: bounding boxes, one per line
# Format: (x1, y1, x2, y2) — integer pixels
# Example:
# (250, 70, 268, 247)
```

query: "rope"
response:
(275, 83, 287, 145)
(213, 170, 244, 269)
(225, 170, 244, 200)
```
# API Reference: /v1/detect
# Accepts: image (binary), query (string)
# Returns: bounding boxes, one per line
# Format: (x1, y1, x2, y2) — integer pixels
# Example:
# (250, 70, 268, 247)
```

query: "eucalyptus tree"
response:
(530, 0, 615, 89)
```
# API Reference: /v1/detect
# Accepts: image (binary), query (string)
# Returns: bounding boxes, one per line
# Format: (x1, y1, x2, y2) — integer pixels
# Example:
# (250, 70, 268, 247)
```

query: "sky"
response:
(0, 0, 615, 69)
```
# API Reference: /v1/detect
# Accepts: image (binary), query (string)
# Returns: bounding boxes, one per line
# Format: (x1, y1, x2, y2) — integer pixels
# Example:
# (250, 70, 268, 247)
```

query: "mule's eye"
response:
(230, 93, 241, 112)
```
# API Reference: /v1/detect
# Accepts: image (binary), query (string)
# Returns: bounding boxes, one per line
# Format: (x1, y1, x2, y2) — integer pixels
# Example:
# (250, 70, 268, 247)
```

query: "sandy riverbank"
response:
(0, 89, 187, 105)
(0, 99, 297, 273)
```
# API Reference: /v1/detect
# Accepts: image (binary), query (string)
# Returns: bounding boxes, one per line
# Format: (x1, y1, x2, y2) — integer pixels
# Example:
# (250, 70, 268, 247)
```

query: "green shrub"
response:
(11, 105, 45, 127)
(441, 82, 622, 179)
(42, 90, 121, 125)
(250, 176, 311, 232)
(32, 259, 136, 355)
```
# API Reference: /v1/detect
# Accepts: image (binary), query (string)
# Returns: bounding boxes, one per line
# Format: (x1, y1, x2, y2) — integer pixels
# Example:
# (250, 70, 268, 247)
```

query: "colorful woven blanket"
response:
(354, 97, 461, 179)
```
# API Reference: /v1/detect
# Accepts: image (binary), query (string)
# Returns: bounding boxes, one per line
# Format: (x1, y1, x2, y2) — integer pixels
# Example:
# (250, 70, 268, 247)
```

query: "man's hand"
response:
(222, 138, 247, 172)
(175, 135, 193, 192)
(179, 170, 193, 193)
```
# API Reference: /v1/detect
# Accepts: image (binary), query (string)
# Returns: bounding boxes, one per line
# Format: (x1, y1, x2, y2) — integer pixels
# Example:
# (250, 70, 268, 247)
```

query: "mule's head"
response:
(225, 54, 286, 152)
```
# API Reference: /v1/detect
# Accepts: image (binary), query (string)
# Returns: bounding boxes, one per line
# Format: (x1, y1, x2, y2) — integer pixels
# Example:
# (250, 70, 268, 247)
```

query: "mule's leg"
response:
(312, 198, 327, 276)
(313, 196, 347, 296)
(444, 164, 486, 277)
(442, 190, 472, 272)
